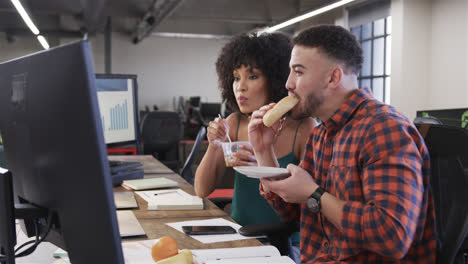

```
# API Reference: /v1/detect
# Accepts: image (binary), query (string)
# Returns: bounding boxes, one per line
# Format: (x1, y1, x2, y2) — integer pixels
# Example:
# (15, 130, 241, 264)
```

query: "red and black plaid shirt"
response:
(261, 87, 436, 263)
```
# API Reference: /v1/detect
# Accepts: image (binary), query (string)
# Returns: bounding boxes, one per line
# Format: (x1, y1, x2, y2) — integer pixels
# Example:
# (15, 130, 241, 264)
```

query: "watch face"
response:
(307, 197, 320, 213)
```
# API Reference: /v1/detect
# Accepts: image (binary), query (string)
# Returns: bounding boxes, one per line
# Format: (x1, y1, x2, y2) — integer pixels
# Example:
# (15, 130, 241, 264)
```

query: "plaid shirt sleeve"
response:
(259, 133, 316, 224)
(259, 182, 301, 224)
(341, 114, 425, 259)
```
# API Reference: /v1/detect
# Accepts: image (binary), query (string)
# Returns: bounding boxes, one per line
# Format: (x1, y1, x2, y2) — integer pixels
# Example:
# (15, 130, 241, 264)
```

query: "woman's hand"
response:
(231, 143, 257, 166)
(207, 117, 230, 146)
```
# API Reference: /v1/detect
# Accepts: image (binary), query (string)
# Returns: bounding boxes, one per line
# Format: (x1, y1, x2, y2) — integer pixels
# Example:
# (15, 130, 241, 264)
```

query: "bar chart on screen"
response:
(96, 78, 136, 144)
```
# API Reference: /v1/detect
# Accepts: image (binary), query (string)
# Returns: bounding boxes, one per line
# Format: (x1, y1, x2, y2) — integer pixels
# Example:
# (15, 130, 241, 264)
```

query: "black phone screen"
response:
(182, 225, 237, 235)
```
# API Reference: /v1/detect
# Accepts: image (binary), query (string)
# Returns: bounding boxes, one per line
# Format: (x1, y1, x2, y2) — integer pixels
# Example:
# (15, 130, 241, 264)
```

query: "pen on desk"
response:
(154, 190, 178, 196)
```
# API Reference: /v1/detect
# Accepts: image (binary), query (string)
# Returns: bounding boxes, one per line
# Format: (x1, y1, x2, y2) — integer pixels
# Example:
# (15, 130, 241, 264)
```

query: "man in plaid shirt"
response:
(248, 25, 436, 263)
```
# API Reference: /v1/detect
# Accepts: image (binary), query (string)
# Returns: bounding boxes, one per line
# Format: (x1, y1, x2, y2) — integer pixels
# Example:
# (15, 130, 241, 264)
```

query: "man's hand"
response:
(248, 103, 280, 153)
(261, 164, 317, 203)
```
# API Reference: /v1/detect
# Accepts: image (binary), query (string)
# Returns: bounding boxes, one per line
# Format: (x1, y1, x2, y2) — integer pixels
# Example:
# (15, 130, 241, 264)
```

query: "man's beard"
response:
(290, 89, 325, 120)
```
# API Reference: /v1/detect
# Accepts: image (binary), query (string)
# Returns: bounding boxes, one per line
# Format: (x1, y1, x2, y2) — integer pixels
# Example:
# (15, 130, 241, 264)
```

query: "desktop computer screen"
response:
(95, 74, 140, 146)
(0, 41, 124, 263)
(416, 108, 468, 128)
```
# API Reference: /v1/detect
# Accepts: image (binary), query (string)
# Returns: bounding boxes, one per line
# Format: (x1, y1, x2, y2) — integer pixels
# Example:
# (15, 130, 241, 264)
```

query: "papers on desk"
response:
(116, 210, 146, 237)
(53, 239, 156, 264)
(136, 189, 204, 210)
(166, 218, 263, 244)
(122, 239, 294, 264)
(54, 238, 294, 264)
(114, 191, 138, 209)
(192, 246, 295, 264)
(121, 239, 157, 264)
(121, 177, 178, 190)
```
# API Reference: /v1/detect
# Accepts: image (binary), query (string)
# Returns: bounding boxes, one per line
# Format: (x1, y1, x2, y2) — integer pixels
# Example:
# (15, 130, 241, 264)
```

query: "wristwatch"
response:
(306, 187, 325, 213)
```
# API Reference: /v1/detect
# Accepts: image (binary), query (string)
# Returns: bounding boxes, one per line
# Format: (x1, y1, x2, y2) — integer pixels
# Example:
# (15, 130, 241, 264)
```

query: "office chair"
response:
(199, 103, 221, 127)
(140, 111, 183, 172)
(0, 144, 5, 168)
(180, 126, 206, 185)
(416, 123, 468, 264)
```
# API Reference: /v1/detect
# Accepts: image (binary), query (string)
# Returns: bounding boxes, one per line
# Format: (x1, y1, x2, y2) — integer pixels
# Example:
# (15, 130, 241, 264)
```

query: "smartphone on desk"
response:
(182, 225, 237, 235)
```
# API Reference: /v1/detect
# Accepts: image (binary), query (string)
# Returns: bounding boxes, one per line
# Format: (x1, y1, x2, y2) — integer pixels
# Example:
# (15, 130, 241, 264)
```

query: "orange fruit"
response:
(151, 236, 178, 262)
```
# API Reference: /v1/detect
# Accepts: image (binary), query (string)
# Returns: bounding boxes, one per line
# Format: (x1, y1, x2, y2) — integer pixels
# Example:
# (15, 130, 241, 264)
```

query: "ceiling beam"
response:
(80, 0, 108, 33)
(167, 15, 274, 24)
(4, 28, 83, 38)
(131, 0, 185, 44)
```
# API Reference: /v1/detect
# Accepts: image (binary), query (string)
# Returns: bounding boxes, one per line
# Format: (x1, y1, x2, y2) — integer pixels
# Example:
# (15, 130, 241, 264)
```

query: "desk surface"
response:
(109, 154, 175, 174)
(109, 155, 262, 249)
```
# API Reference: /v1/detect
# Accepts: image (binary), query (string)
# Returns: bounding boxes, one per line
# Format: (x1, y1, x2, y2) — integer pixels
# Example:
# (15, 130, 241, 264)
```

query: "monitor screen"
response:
(0, 41, 124, 263)
(95, 74, 139, 146)
(416, 108, 468, 129)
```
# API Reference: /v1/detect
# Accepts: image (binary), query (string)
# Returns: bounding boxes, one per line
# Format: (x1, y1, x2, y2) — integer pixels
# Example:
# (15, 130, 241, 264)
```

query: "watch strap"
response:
(311, 186, 325, 201)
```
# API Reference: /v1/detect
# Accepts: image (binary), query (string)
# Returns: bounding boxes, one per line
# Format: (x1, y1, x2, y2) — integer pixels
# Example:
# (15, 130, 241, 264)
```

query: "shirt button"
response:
(321, 241, 329, 253)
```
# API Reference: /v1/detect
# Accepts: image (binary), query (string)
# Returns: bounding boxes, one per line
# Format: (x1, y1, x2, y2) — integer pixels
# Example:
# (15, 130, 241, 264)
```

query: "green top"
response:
(230, 114, 303, 246)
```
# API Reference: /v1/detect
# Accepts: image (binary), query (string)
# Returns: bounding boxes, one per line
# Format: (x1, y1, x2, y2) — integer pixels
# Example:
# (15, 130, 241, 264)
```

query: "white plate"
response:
(233, 166, 289, 179)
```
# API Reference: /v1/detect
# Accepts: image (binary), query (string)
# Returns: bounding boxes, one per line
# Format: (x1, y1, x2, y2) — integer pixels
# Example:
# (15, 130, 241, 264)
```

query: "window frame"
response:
(351, 16, 391, 103)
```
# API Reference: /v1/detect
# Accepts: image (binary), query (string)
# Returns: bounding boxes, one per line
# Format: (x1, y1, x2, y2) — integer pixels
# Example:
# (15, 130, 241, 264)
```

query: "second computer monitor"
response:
(95, 74, 140, 146)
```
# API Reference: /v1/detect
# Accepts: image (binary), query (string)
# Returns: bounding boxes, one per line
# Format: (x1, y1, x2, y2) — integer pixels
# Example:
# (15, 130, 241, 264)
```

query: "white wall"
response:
(88, 33, 228, 111)
(429, 0, 468, 109)
(391, 0, 468, 120)
(1, 32, 228, 112)
(390, 0, 432, 120)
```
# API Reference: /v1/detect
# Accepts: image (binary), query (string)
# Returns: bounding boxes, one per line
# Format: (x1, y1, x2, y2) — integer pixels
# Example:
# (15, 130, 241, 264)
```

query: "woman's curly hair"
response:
(215, 32, 292, 112)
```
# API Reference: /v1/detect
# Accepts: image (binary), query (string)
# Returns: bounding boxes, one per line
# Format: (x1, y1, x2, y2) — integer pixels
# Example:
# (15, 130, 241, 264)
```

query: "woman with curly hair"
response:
(194, 32, 317, 261)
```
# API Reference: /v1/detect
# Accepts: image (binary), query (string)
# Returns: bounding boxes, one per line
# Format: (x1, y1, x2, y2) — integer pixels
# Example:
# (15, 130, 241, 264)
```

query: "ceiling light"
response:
(258, 0, 357, 34)
(10, 0, 39, 35)
(37, 35, 49, 50)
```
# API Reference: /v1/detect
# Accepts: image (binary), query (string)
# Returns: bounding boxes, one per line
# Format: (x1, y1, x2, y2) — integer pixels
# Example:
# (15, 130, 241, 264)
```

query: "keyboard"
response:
(109, 160, 143, 174)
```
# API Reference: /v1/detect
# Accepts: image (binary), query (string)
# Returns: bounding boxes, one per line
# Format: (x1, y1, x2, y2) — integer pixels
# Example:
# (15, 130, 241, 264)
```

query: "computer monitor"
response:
(0, 41, 124, 263)
(95, 74, 140, 146)
(416, 108, 468, 128)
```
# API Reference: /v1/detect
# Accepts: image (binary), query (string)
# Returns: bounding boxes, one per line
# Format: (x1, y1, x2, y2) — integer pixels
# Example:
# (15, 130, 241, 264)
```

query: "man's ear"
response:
(327, 66, 342, 88)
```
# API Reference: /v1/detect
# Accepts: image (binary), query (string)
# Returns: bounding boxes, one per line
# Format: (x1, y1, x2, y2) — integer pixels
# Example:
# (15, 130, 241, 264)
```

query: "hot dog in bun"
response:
(263, 96, 299, 127)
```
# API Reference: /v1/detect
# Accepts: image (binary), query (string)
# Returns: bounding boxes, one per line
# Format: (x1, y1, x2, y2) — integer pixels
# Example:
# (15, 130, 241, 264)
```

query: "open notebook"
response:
(135, 189, 203, 210)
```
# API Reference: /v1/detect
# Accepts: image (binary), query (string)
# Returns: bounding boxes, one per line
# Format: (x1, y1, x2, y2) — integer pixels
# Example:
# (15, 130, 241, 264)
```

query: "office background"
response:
(0, 0, 467, 120)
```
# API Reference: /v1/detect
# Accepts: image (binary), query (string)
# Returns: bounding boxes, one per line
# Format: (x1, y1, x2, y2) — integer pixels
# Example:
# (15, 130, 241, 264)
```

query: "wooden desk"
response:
(109, 155, 262, 249)
(109, 154, 174, 174)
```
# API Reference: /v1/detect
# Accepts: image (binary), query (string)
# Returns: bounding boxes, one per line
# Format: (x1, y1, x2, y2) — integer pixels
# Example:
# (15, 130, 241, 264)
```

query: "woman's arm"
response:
(194, 113, 237, 197)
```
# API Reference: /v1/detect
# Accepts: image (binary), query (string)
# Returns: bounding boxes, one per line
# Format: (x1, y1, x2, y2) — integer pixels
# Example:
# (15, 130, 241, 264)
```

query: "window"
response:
(351, 16, 391, 104)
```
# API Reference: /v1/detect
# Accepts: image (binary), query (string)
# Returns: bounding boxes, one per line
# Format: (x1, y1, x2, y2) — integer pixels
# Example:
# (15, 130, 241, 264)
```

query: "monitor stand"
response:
(0, 169, 49, 264)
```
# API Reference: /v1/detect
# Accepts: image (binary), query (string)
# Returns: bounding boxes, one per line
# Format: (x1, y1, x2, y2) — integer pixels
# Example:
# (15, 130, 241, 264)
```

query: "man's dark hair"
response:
(293, 24, 363, 75)
(215, 32, 291, 112)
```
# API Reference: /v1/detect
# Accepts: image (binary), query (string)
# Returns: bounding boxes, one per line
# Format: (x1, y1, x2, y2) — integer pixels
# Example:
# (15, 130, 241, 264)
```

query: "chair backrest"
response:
(199, 103, 221, 126)
(180, 126, 206, 185)
(0, 144, 5, 168)
(140, 111, 183, 168)
(417, 123, 468, 264)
